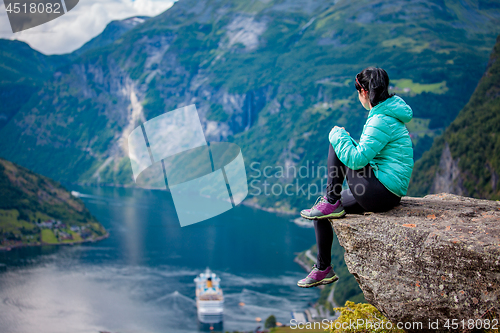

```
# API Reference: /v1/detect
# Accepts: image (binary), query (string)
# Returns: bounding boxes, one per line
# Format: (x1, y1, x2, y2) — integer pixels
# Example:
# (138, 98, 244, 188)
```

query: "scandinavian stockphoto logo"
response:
(127, 105, 248, 227)
(4, 0, 79, 33)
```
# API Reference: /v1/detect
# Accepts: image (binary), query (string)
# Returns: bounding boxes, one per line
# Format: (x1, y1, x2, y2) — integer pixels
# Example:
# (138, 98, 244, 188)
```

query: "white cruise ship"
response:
(194, 268, 224, 328)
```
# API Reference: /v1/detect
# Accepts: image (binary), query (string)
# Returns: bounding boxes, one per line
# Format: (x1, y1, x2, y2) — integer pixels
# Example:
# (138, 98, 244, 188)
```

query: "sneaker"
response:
(297, 265, 339, 288)
(300, 196, 346, 220)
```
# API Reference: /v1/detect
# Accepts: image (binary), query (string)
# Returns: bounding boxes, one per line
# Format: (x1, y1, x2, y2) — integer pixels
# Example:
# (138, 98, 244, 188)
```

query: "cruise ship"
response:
(194, 268, 224, 330)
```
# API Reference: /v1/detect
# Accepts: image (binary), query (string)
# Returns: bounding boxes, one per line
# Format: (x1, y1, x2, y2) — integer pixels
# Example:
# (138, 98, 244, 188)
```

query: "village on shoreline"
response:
(0, 217, 109, 251)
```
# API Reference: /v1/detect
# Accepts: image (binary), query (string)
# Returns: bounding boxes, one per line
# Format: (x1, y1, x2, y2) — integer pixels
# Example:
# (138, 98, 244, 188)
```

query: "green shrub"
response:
(265, 314, 277, 328)
(330, 301, 404, 333)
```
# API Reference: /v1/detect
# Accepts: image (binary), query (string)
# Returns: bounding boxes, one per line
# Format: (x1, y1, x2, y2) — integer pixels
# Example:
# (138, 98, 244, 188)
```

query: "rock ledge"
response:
(330, 193, 500, 332)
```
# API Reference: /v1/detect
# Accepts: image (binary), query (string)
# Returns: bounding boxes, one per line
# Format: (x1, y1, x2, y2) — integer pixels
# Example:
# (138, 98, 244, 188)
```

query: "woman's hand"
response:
(329, 126, 350, 145)
(333, 126, 350, 135)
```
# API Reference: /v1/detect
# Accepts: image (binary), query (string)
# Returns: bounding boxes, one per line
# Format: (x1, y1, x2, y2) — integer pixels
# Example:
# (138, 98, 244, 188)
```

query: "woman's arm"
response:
(329, 116, 392, 170)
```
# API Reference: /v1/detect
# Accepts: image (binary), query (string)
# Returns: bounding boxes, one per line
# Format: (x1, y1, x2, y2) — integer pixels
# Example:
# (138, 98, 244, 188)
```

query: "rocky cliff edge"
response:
(330, 193, 500, 332)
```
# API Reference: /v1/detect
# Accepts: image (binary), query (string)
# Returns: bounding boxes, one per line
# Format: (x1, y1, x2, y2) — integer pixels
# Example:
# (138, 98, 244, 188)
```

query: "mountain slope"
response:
(0, 15, 151, 132)
(0, 0, 499, 211)
(409, 34, 500, 200)
(0, 39, 68, 130)
(72, 16, 150, 57)
(0, 157, 107, 249)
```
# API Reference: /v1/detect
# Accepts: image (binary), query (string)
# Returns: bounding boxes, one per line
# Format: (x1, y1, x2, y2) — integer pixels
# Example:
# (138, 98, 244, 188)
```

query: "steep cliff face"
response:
(330, 193, 500, 332)
(430, 143, 467, 196)
(1, 0, 500, 211)
(410, 34, 500, 200)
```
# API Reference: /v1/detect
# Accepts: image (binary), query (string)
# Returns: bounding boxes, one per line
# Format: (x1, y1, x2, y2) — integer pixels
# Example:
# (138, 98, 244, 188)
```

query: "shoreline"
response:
(241, 200, 297, 215)
(0, 232, 110, 252)
(70, 182, 300, 215)
(294, 254, 312, 272)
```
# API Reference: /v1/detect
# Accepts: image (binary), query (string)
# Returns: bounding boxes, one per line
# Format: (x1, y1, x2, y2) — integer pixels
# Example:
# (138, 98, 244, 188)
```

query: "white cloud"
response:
(0, 0, 176, 55)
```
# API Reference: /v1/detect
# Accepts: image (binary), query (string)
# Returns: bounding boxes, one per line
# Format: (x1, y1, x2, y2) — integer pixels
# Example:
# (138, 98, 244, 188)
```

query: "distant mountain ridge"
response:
(409, 34, 500, 200)
(0, 0, 499, 212)
(72, 16, 151, 57)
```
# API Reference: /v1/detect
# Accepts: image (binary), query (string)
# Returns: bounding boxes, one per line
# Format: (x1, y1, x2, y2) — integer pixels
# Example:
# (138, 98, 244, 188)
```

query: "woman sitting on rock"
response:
(298, 67, 414, 288)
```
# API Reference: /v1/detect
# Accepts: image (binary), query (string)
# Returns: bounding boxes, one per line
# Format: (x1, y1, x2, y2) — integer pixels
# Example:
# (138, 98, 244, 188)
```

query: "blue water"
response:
(0, 186, 318, 333)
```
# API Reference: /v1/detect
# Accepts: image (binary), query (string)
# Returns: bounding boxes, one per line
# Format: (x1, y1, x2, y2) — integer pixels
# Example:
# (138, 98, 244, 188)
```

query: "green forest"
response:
(0, 158, 106, 248)
(409, 34, 500, 200)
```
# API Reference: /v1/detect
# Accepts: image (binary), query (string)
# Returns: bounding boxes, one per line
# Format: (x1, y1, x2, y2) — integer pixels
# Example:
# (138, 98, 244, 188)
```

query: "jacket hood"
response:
(368, 95, 413, 123)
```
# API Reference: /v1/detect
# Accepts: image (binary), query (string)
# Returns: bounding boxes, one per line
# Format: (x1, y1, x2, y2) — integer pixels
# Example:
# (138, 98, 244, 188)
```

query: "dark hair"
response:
(354, 67, 394, 107)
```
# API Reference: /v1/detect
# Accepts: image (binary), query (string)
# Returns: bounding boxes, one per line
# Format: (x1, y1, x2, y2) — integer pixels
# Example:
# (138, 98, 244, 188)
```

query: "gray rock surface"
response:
(430, 143, 467, 197)
(330, 193, 500, 332)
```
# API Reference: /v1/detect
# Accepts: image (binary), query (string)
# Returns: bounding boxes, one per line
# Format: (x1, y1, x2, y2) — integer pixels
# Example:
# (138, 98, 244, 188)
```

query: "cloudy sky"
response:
(0, 0, 176, 55)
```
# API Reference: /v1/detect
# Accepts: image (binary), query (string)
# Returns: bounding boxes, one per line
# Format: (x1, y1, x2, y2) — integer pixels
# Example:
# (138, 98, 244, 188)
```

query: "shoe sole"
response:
(321, 276, 339, 285)
(297, 276, 339, 288)
(300, 210, 346, 220)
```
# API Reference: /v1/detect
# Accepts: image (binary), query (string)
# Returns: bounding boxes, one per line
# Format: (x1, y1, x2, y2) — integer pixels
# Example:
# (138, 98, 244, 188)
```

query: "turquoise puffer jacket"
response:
(329, 95, 414, 197)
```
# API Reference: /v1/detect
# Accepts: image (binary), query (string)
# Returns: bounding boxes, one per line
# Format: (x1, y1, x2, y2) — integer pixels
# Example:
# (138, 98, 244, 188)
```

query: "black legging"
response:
(315, 143, 401, 270)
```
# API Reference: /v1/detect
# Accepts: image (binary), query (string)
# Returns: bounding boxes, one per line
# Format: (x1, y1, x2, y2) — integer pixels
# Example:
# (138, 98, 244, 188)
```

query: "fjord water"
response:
(0, 186, 318, 333)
